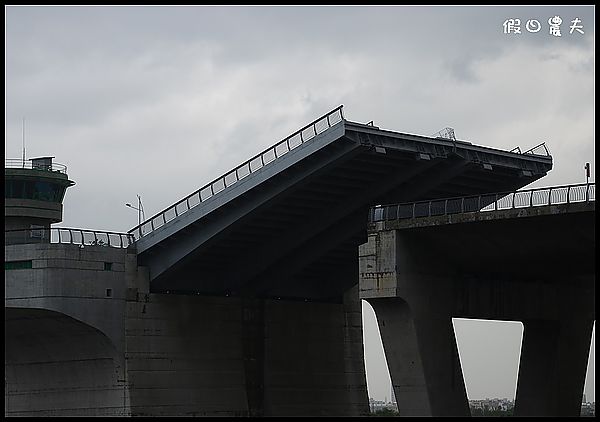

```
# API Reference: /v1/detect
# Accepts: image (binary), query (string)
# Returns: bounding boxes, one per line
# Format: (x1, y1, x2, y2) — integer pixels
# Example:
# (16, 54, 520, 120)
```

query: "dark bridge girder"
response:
(135, 118, 552, 301)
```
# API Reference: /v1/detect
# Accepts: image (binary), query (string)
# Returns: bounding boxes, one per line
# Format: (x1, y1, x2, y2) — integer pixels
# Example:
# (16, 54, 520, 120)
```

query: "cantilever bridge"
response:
(127, 106, 553, 300)
(10, 107, 596, 417)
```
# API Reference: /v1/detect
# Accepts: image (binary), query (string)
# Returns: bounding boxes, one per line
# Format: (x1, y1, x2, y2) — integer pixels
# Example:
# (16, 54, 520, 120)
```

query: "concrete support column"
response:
(367, 297, 469, 416)
(241, 298, 265, 416)
(515, 318, 594, 416)
(262, 288, 369, 416)
(342, 285, 371, 415)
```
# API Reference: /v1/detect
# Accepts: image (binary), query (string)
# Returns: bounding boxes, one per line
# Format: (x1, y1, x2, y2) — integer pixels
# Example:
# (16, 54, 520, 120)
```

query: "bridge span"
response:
(360, 183, 595, 416)
(129, 106, 552, 301)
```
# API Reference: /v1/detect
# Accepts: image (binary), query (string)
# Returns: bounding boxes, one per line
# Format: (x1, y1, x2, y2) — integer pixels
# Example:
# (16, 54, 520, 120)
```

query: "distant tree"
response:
(470, 408, 513, 416)
(470, 407, 484, 416)
(371, 408, 399, 416)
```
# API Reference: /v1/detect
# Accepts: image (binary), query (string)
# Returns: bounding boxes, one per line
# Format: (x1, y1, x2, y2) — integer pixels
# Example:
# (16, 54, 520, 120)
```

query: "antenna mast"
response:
(22, 117, 26, 167)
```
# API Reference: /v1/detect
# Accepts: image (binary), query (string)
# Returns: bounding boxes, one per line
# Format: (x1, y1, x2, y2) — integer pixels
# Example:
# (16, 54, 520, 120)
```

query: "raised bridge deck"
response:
(128, 106, 553, 300)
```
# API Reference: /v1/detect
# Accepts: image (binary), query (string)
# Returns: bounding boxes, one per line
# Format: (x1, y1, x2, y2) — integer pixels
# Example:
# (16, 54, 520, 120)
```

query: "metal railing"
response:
(5, 159, 68, 174)
(523, 142, 550, 156)
(369, 182, 595, 222)
(128, 105, 345, 241)
(432, 127, 456, 141)
(508, 142, 550, 157)
(5, 227, 135, 248)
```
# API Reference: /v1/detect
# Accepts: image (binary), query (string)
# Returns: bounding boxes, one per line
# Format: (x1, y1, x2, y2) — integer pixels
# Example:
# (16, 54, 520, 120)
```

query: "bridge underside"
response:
(138, 120, 552, 301)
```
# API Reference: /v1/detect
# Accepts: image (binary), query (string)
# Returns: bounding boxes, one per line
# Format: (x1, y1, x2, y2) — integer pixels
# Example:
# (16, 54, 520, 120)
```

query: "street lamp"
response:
(126, 194, 145, 225)
(584, 163, 591, 201)
(585, 162, 590, 185)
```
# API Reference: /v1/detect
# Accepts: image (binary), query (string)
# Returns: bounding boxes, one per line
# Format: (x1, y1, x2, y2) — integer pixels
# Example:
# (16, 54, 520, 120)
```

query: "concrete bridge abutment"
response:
(6, 242, 369, 416)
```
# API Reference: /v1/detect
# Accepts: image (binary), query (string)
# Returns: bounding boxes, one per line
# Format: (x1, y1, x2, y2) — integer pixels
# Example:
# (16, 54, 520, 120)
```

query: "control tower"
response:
(5, 157, 75, 244)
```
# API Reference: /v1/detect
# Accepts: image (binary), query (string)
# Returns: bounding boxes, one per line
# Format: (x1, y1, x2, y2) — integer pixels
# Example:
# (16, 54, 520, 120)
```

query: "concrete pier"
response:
(360, 201, 595, 416)
(367, 298, 469, 416)
(515, 318, 595, 416)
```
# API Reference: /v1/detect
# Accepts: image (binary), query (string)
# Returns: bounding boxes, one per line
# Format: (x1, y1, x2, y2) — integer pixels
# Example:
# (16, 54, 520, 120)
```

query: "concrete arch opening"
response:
(452, 318, 523, 410)
(5, 307, 127, 416)
(361, 300, 394, 407)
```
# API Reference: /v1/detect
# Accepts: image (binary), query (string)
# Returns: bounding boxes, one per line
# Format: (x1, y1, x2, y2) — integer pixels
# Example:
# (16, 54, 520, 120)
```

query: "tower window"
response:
(5, 260, 33, 270)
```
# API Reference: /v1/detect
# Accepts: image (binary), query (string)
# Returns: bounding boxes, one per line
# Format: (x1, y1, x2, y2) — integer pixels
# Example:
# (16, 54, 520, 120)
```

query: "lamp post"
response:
(584, 163, 591, 201)
(126, 194, 145, 225)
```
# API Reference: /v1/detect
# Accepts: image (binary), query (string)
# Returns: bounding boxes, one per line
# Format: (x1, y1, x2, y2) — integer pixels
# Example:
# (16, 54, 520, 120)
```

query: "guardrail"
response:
(4, 227, 135, 248)
(128, 105, 345, 241)
(369, 182, 595, 222)
(5, 159, 68, 174)
(523, 142, 550, 156)
(509, 142, 550, 157)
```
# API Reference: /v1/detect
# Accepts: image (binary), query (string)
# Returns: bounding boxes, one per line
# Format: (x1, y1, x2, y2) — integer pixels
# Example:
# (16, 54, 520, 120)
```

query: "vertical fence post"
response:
(586, 184, 590, 202)
(428, 201, 432, 217)
(413, 202, 416, 218)
(461, 197, 464, 213)
(495, 194, 498, 211)
(445, 199, 448, 215)
(529, 190, 533, 207)
(567, 186, 571, 203)
(512, 192, 516, 208)
(478, 195, 481, 210)
(548, 188, 552, 205)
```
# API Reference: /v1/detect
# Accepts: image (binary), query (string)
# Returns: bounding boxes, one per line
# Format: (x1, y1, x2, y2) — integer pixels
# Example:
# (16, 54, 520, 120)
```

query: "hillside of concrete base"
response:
(5, 243, 369, 416)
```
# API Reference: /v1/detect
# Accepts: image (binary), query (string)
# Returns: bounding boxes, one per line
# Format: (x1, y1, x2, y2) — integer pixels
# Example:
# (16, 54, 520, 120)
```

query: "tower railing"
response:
(128, 105, 345, 241)
(5, 159, 68, 174)
(4, 227, 135, 248)
(369, 182, 595, 222)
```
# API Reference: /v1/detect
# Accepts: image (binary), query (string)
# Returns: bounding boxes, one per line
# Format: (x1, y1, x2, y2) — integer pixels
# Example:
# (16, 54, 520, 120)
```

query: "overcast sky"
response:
(5, 5, 594, 403)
